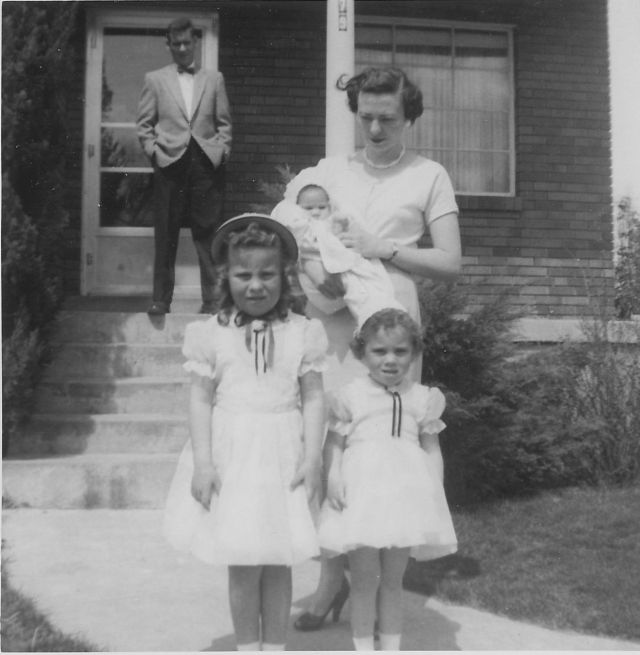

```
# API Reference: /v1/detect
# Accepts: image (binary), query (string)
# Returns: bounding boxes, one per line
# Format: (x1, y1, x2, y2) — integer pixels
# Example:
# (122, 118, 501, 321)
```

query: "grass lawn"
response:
(404, 484, 640, 642)
(1, 554, 101, 652)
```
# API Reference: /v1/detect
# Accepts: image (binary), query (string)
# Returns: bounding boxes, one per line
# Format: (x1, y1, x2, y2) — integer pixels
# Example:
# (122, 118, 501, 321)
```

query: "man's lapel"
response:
(190, 69, 207, 119)
(161, 65, 188, 119)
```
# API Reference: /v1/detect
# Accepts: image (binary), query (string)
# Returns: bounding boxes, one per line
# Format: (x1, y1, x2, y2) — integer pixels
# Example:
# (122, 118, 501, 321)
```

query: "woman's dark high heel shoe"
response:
(293, 577, 350, 631)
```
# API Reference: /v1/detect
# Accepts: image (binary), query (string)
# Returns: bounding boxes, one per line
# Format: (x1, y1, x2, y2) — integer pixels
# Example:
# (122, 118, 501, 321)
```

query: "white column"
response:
(325, 0, 355, 157)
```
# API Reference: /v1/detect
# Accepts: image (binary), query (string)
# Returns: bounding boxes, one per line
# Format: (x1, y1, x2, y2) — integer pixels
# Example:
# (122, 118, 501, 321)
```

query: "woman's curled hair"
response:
(337, 67, 423, 124)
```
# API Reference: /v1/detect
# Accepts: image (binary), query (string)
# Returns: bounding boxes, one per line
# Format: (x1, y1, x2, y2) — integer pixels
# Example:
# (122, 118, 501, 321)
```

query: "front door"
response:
(82, 8, 219, 296)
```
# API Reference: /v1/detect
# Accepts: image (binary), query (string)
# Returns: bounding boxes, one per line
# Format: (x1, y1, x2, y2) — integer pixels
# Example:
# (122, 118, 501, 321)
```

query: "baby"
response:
(272, 184, 403, 327)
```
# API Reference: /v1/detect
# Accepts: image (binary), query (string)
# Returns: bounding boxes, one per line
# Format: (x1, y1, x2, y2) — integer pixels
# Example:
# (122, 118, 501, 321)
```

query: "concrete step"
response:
(4, 302, 203, 509)
(10, 414, 188, 456)
(2, 453, 178, 509)
(34, 377, 189, 414)
(51, 311, 206, 345)
(43, 343, 185, 378)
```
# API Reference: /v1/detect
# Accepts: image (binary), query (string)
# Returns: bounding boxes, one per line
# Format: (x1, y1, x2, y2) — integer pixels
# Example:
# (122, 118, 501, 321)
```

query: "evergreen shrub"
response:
(2, 3, 79, 449)
(420, 283, 640, 506)
(614, 196, 640, 319)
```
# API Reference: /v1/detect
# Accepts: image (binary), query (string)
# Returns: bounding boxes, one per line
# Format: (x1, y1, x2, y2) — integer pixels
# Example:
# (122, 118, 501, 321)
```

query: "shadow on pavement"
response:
(403, 554, 481, 595)
(205, 589, 462, 651)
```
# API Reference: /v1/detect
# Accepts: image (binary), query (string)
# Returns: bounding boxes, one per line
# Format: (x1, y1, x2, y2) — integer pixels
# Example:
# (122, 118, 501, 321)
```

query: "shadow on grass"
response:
(1, 551, 102, 652)
(403, 553, 481, 596)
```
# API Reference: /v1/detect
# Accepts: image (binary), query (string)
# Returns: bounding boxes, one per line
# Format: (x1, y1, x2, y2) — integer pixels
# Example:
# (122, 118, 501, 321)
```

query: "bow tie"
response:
(177, 65, 196, 75)
(234, 310, 281, 328)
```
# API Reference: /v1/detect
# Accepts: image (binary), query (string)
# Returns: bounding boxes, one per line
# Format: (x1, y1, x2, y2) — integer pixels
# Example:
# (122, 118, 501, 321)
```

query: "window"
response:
(356, 18, 515, 196)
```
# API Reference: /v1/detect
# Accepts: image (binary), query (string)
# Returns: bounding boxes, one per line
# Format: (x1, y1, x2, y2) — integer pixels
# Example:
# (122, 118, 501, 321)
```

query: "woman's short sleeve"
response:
(182, 320, 217, 379)
(418, 386, 447, 436)
(299, 317, 329, 376)
(425, 163, 459, 225)
(327, 389, 352, 436)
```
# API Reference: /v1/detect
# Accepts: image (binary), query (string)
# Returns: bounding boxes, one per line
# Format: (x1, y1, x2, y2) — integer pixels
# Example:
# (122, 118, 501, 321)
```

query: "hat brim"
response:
(210, 213, 299, 262)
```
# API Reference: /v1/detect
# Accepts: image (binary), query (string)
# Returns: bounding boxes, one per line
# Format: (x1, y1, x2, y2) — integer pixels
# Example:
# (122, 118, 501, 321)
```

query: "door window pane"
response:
(99, 27, 202, 226)
(100, 172, 155, 227)
(101, 127, 148, 167)
(101, 27, 202, 122)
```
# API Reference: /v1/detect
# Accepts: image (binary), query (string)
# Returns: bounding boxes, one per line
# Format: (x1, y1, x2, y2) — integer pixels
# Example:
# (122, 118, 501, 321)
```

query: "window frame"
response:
(355, 15, 516, 197)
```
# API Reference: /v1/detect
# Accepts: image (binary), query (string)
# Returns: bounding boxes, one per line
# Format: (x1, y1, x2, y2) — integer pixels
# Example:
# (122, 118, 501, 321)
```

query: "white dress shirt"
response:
(176, 64, 195, 119)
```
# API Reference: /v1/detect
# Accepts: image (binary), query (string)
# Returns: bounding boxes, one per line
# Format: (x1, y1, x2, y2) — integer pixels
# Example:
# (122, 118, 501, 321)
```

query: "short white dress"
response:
(318, 376, 457, 561)
(163, 311, 328, 566)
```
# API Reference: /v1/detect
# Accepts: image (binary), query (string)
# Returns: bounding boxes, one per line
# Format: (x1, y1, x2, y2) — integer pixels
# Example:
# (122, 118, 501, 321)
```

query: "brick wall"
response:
(220, 1, 327, 216)
(62, 0, 613, 318)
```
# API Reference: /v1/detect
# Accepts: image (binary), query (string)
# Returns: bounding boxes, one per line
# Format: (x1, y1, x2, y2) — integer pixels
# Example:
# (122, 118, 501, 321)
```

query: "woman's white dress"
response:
(318, 377, 457, 561)
(163, 311, 328, 566)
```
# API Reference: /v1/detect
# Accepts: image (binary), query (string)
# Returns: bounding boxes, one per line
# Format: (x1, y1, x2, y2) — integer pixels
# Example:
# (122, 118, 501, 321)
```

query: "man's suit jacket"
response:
(136, 65, 232, 169)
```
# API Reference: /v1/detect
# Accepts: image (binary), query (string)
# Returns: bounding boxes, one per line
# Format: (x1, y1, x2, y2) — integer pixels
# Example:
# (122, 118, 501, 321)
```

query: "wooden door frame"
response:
(81, 7, 219, 295)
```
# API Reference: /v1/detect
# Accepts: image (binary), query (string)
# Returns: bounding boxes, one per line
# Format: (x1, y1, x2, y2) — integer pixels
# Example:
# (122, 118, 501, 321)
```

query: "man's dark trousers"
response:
(152, 138, 224, 308)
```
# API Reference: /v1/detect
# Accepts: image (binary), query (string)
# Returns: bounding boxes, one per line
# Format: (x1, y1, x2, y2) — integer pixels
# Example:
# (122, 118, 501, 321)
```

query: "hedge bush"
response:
(418, 283, 640, 506)
(614, 196, 640, 319)
(2, 3, 79, 449)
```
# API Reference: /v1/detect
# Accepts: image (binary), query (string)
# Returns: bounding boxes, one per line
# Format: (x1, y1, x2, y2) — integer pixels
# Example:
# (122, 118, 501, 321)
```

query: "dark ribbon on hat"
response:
(234, 311, 278, 374)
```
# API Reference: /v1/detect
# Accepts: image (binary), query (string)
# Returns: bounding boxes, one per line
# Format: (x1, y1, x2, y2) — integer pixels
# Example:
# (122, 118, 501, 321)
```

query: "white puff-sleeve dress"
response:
(163, 311, 328, 566)
(317, 376, 457, 561)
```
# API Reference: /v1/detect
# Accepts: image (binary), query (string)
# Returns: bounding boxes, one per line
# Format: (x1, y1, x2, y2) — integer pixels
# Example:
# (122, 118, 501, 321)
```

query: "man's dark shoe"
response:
(199, 303, 216, 314)
(147, 301, 169, 316)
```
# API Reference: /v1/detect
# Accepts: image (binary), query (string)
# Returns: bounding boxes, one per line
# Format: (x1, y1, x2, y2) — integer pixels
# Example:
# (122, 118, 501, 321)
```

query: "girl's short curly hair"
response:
(337, 67, 424, 125)
(214, 222, 305, 325)
(351, 308, 424, 360)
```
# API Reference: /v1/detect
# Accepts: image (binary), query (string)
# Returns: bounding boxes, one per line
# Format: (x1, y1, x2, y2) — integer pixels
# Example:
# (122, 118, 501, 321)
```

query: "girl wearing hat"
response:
(163, 214, 328, 651)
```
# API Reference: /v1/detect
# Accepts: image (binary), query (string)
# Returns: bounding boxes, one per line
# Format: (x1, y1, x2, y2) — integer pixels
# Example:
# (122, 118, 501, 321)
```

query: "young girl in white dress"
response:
(163, 214, 327, 651)
(318, 308, 457, 651)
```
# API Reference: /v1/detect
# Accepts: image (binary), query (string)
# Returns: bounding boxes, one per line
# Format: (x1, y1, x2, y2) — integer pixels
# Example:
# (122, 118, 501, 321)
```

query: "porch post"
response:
(325, 0, 355, 156)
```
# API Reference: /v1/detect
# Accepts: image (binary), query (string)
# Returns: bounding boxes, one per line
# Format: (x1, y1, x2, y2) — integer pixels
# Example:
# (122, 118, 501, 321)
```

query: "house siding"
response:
(62, 0, 613, 318)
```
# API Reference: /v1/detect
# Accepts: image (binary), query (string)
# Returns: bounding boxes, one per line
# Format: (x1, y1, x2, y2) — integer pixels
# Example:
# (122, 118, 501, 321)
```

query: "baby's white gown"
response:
(163, 311, 328, 566)
(318, 376, 457, 560)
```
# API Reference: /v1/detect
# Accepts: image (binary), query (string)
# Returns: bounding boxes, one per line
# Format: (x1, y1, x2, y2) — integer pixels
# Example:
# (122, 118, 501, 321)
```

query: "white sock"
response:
(378, 633, 401, 651)
(262, 644, 285, 651)
(237, 641, 260, 651)
(353, 635, 375, 651)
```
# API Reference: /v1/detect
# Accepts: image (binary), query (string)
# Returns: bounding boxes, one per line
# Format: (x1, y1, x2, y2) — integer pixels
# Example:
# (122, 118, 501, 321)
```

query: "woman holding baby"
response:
(272, 65, 462, 639)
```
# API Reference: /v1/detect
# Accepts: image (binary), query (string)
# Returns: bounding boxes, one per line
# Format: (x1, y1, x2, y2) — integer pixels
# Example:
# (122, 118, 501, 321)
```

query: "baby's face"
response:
(298, 189, 331, 220)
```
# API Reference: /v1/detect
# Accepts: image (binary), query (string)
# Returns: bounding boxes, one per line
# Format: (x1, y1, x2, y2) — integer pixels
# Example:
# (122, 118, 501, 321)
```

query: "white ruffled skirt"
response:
(318, 438, 457, 561)
(163, 406, 320, 565)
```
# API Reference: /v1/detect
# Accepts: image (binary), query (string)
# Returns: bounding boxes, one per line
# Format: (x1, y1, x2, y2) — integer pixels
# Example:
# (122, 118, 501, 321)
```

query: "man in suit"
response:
(137, 17, 232, 315)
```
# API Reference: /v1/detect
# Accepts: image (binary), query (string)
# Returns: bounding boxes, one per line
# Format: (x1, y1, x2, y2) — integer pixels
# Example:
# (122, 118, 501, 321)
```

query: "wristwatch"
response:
(384, 241, 399, 261)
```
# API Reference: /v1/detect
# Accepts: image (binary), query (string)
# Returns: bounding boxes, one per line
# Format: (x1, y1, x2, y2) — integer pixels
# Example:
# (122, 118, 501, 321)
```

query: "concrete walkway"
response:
(2, 509, 639, 652)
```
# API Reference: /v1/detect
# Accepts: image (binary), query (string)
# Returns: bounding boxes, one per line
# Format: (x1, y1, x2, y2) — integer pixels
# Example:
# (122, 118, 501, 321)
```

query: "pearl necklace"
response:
(363, 146, 406, 169)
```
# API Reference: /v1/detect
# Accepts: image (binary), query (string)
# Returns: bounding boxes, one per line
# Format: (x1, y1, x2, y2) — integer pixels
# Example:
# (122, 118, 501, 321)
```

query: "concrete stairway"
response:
(3, 301, 206, 509)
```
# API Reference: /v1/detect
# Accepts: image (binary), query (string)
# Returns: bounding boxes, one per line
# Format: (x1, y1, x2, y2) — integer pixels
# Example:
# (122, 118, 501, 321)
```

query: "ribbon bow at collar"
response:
(369, 376, 403, 437)
(235, 311, 277, 374)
